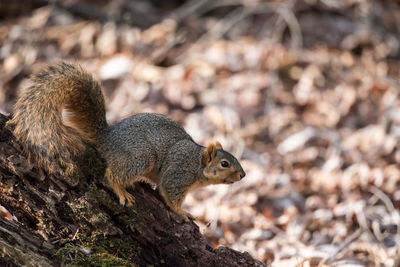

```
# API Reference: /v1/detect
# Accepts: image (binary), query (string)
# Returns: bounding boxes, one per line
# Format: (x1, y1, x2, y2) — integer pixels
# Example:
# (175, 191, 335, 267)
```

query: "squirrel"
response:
(9, 62, 246, 221)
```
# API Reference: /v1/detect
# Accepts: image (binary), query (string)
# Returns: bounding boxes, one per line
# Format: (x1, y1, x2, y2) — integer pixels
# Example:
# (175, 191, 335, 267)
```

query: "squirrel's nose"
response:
(240, 171, 246, 179)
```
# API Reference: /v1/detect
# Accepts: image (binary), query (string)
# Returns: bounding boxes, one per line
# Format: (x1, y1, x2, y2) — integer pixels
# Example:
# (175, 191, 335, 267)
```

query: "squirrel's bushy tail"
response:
(9, 62, 108, 175)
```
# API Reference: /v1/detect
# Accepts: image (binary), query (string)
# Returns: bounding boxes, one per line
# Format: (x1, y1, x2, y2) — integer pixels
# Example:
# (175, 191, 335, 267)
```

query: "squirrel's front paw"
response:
(119, 193, 135, 207)
(180, 211, 195, 223)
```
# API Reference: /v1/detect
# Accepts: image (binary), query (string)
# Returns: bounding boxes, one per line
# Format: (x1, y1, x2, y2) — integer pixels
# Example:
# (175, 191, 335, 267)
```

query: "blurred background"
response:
(1, 0, 400, 266)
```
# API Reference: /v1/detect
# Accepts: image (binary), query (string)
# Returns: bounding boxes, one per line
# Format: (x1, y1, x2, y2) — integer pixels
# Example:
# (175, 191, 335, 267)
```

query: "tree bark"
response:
(0, 113, 265, 267)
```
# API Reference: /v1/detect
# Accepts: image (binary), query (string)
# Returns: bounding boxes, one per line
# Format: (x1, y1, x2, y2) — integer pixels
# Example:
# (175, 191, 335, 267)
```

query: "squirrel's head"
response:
(202, 142, 246, 184)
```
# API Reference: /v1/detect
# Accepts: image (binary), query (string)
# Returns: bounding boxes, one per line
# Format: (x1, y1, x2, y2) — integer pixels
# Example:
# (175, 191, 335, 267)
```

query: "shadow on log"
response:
(0, 113, 265, 266)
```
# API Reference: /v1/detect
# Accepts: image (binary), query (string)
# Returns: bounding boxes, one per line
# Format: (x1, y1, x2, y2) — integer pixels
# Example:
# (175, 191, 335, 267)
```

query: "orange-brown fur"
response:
(9, 63, 107, 175)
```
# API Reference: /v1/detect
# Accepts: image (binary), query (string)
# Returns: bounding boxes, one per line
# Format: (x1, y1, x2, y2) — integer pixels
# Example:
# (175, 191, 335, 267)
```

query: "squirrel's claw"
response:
(119, 193, 135, 207)
(169, 206, 195, 223)
(180, 211, 195, 223)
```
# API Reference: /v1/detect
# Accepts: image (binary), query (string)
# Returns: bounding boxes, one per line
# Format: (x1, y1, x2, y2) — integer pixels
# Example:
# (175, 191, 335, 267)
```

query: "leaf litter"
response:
(1, 0, 400, 266)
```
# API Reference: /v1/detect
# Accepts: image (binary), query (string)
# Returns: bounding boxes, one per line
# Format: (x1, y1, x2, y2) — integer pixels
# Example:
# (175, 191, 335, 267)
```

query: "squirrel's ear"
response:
(215, 141, 223, 150)
(203, 143, 217, 164)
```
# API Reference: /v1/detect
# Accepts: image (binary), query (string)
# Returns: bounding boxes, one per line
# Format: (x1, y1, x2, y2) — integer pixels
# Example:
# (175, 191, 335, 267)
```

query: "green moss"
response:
(63, 172, 81, 186)
(56, 233, 138, 267)
(85, 183, 152, 228)
(61, 182, 148, 265)
(117, 214, 138, 225)
(86, 184, 125, 213)
(93, 235, 135, 260)
(67, 195, 122, 235)
(58, 249, 135, 267)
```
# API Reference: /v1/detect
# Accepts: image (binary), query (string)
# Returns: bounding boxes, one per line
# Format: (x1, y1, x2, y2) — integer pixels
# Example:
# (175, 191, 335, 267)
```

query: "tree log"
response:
(0, 113, 265, 266)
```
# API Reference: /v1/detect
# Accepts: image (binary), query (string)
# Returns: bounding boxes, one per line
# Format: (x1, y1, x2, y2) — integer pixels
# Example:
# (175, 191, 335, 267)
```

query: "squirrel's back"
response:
(98, 113, 195, 179)
(103, 113, 192, 148)
(9, 63, 108, 175)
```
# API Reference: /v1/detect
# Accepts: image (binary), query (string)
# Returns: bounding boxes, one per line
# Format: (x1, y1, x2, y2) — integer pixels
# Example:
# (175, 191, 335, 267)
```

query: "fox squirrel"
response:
(9, 62, 246, 221)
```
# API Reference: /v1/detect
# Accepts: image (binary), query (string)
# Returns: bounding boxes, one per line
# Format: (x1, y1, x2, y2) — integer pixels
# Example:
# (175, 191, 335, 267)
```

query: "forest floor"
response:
(1, 0, 400, 266)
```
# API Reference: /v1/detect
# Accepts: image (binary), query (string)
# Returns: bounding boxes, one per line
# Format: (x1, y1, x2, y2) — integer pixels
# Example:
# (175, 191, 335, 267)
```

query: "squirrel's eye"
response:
(221, 161, 229, 168)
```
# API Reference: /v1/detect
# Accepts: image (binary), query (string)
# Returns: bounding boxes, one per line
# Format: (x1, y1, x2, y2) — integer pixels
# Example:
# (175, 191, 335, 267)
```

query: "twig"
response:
(354, 200, 377, 242)
(318, 228, 363, 266)
(167, 0, 214, 23)
(369, 186, 400, 236)
(198, 1, 302, 48)
(168, 0, 246, 24)
(276, 4, 302, 49)
(199, 5, 249, 43)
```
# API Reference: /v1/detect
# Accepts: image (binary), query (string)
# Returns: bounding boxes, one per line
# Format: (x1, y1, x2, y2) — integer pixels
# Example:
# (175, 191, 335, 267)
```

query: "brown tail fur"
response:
(8, 62, 108, 175)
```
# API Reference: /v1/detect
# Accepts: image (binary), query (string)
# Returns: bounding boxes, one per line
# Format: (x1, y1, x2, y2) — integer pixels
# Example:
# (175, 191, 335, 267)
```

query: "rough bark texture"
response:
(0, 113, 265, 267)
